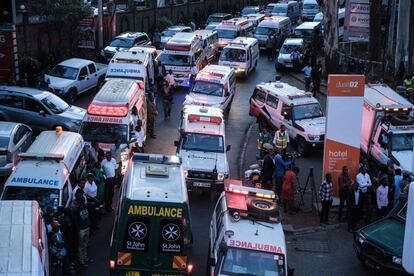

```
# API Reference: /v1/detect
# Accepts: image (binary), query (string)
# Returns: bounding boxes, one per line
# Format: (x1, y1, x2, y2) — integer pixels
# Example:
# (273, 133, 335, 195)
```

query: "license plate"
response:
(193, 182, 211, 188)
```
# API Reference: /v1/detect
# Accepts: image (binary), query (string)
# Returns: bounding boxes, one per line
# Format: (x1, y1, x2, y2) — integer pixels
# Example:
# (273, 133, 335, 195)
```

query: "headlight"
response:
(100, 49, 105, 56)
(183, 170, 188, 178)
(357, 233, 366, 244)
(217, 173, 225, 181)
(308, 134, 320, 141)
(392, 256, 402, 265)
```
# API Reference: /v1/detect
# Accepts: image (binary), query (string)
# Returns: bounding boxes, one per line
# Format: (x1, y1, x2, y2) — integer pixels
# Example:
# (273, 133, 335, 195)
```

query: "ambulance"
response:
(194, 29, 219, 62)
(254, 16, 292, 49)
(1, 128, 86, 210)
(184, 65, 236, 111)
(0, 200, 49, 276)
(207, 180, 290, 276)
(159, 33, 207, 87)
(106, 50, 155, 92)
(242, 13, 266, 28)
(216, 18, 254, 50)
(80, 78, 147, 156)
(175, 105, 230, 191)
(109, 153, 193, 276)
(249, 81, 326, 155)
(219, 37, 260, 78)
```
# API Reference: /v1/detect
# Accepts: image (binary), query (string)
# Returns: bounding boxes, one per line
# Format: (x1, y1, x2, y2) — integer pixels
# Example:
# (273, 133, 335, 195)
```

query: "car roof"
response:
(283, 38, 304, 45)
(258, 81, 318, 105)
(0, 85, 50, 100)
(125, 154, 187, 203)
(0, 122, 20, 137)
(228, 37, 258, 48)
(116, 32, 147, 39)
(364, 84, 413, 109)
(182, 105, 225, 135)
(59, 58, 92, 68)
(167, 26, 191, 31)
(210, 13, 232, 17)
(93, 79, 142, 104)
(296, 21, 321, 29)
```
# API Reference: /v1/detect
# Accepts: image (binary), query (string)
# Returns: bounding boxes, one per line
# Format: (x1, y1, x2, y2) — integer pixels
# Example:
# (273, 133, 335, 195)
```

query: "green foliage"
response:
(19, 55, 40, 76)
(30, 0, 92, 26)
(156, 16, 174, 31)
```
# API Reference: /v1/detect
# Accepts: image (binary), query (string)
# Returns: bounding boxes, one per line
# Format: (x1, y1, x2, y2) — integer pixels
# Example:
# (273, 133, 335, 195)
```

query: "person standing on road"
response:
(338, 166, 351, 221)
(92, 162, 105, 212)
(272, 33, 279, 61)
(260, 143, 275, 190)
(84, 173, 99, 230)
(311, 62, 322, 96)
(281, 167, 299, 214)
(356, 166, 372, 220)
(163, 70, 175, 120)
(266, 35, 273, 61)
(89, 141, 104, 164)
(376, 178, 389, 218)
(290, 48, 301, 72)
(394, 168, 403, 203)
(273, 124, 289, 150)
(110, 140, 123, 186)
(74, 191, 91, 267)
(101, 152, 117, 212)
(302, 63, 312, 92)
(347, 184, 361, 232)
(319, 173, 333, 224)
(147, 93, 158, 138)
(274, 148, 294, 197)
(257, 127, 273, 159)
(132, 120, 145, 153)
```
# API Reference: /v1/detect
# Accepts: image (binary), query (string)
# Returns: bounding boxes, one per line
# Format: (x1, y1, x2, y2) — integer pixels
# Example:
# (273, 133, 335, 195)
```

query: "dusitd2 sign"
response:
(323, 75, 365, 196)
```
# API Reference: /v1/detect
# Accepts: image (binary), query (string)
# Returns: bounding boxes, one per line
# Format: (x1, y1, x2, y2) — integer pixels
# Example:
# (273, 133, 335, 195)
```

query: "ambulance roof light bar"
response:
(375, 103, 412, 112)
(87, 103, 129, 117)
(226, 183, 276, 199)
(18, 153, 65, 161)
(188, 114, 222, 124)
(198, 71, 225, 79)
(287, 91, 313, 100)
(133, 153, 181, 165)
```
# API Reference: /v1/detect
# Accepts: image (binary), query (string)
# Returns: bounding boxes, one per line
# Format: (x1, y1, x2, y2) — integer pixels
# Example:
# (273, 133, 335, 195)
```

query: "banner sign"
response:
(0, 27, 18, 83)
(78, 17, 96, 49)
(323, 75, 365, 196)
(344, 0, 370, 41)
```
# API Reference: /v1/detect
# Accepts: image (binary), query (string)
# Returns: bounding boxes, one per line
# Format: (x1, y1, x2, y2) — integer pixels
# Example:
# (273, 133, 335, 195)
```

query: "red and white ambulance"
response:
(207, 180, 289, 275)
(216, 18, 254, 50)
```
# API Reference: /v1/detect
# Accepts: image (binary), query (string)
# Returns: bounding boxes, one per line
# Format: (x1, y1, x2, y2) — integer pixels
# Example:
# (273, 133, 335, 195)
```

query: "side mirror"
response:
(174, 140, 179, 147)
(226, 145, 231, 152)
(39, 110, 46, 116)
(219, 241, 228, 252)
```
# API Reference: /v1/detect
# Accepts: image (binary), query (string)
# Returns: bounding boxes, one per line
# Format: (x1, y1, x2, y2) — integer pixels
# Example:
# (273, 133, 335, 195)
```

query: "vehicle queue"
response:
(1, 1, 411, 276)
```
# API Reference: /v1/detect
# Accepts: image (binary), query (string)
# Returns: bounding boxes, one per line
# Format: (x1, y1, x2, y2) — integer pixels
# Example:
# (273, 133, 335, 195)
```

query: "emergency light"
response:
(187, 114, 222, 124)
(19, 153, 65, 161)
(165, 42, 192, 51)
(87, 103, 129, 117)
(287, 92, 312, 100)
(226, 183, 276, 199)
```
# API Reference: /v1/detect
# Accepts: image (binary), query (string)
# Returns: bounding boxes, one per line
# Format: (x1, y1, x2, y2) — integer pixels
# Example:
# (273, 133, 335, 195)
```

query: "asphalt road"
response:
(74, 56, 371, 276)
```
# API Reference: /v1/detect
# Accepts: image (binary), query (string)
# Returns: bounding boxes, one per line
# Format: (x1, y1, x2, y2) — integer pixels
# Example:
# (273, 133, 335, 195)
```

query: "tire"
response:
(390, 114, 414, 126)
(68, 88, 77, 104)
(247, 198, 278, 217)
(296, 136, 308, 156)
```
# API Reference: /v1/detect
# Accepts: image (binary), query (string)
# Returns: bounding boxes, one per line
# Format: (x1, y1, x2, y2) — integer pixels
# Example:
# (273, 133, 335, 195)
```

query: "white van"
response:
(185, 65, 236, 111)
(159, 32, 207, 87)
(216, 18, 254, 50)
(271, 1, 300, 24)
(219, 37, 260, 78)
(294, 21, 322, 45)
(106, 50, 155, 92)
(242, 13, 265, 28)
(254, 16, 292, 48)
(80, 78, 147, 152)
(302, 0, 320, 21)
(1, 129, 86, 209)
(0, 201, 49, 276)
(194, 29, 219, 62)
(314, 8, 345, 38)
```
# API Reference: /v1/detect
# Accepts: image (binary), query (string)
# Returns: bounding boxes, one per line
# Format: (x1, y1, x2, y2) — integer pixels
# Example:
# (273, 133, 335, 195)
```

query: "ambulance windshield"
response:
(80, 122, 129, 144)
(160, 53, 192, 66)
(192, 80, 224, 97)
(182, 133, 224, 153)
(217, 29, 238, 39)
(221, 248, 284, 276)
(292, 103, 323, 120)
(391, 132, 414, 151)
(3, 186, 60, 210)
(220, 48, 247, 62)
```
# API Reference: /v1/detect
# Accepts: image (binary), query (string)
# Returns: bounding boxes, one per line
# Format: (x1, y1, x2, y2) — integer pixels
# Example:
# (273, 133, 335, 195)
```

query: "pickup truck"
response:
(44, 58, 107, 103)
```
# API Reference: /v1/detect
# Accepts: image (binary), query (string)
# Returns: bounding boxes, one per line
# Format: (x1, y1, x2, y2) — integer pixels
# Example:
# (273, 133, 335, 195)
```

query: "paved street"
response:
(73, 56, 373, 276)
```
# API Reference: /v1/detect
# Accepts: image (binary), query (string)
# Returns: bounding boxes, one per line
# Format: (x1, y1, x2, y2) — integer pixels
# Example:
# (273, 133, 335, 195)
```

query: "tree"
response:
(321, 0, 339, 74)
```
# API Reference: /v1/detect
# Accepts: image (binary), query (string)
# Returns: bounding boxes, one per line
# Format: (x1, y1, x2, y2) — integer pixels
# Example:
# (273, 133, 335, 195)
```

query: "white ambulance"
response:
(159, 32, 207, 87)
(194, 29, 219, 62)
(80, 78, 147, 153)
(1, 128, 86, 210)
(219, 37, 260, 78)
(216, 18, 254, 50)
(249, 81, 326, 155)
(208, 180, 289, 276)
(106, 50, 155, 92)
(184, 65, 236, 111)
(242, 13, 266, 28)
(0, 200, 49, 276)
(175, 105, 230, 191)
(254, 16, 292, 49)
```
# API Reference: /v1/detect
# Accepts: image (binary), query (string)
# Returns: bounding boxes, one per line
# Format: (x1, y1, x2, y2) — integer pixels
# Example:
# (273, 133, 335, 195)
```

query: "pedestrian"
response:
(84, 173, 99, 230)
(310, 47, 318, 67)
(376, 177, 389, 218)
(311, 62, 322, 96)
(394, 168, 403, 203)
(272, 33, 279, 60)
(290, 48, 301, 72)
(356, 165, 372, 221)
(72, 179, 87, 206)
(257, 127, 273, 159)
(338, 166, 351, 221)
(73, 191, 91, 267)
(266, 35, 273, 61)
(273, 124, 289, 150)
(131, 106, 139, 127)
(132, 120, 145, 153)
(88, 141, 104, 164)
(347, 184, 361, 232)
(386, 160, 395, 208)
(302, 63, 312, 92)
(153, 29, 161, 48)
(156, 61, 165, 94)
(110, 140, 123, 186)
(101, 151, 117, 212)
(302, 45, 311, 66)
(260, 143, 275, 190)
(281, 167, 299, 214)
(92, 162, 106, 211)
(48, 231, 66, 276)
(319, 173, 333, 224)
(147, 92, 158, 138)
(59, 208, 76, 273)
(163, 70, 175, 120)
(274, 148, 294, 197)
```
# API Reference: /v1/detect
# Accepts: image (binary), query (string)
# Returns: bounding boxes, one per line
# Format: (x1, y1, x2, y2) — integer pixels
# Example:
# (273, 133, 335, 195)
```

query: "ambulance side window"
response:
(254, 89, 266, 104)
(229, 74, 236, 90)
(62, 181, 70, 207)
(194, 50, 202, 62)
(266, 94, 279, 108)
(282, 104, 292, 120)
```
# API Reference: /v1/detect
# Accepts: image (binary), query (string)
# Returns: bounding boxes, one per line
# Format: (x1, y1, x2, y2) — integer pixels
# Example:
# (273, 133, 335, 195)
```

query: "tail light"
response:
(109, 260, 116, 270)
(187, 263, 193, 275)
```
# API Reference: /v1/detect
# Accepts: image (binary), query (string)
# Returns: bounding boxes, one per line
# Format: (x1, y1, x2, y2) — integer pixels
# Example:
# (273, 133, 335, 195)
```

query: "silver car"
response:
(0, 122, 32, 176)
(0, 86, 86, 133)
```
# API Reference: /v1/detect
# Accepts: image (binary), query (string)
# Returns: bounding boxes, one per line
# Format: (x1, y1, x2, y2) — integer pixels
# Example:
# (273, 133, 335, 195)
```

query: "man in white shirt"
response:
(72, 179, 87, 206)
(110, 140, 123, 185)
(356, 166, 372, 221)
(132, 120, 145, 153)
(84, 173, 97, 198)
(101, 152, 118, 212)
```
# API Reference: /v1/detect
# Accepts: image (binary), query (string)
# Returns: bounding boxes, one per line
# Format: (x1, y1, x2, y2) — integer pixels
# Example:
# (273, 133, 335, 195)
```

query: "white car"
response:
(277, 38, 304, 70)
(159, 26, 192, 49)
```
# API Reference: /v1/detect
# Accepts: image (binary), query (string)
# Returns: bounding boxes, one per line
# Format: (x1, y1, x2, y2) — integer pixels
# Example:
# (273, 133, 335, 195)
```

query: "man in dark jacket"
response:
(74, 190, 91, 267)
(260, 143, 275, 190)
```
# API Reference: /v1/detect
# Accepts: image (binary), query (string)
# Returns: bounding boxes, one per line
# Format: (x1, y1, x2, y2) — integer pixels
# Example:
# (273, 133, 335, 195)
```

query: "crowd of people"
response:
(256, 125, 411, 230)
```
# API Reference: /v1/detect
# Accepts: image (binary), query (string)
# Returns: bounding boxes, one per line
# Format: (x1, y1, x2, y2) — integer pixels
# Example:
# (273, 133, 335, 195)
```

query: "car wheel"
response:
(68, 89, 77, 104)
(296, 136, 308, 156)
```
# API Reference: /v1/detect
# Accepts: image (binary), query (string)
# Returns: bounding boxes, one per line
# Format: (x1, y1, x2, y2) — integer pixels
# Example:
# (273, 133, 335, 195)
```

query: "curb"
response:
(286, 72, 328, 95)
(238, 120, 255, 180)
